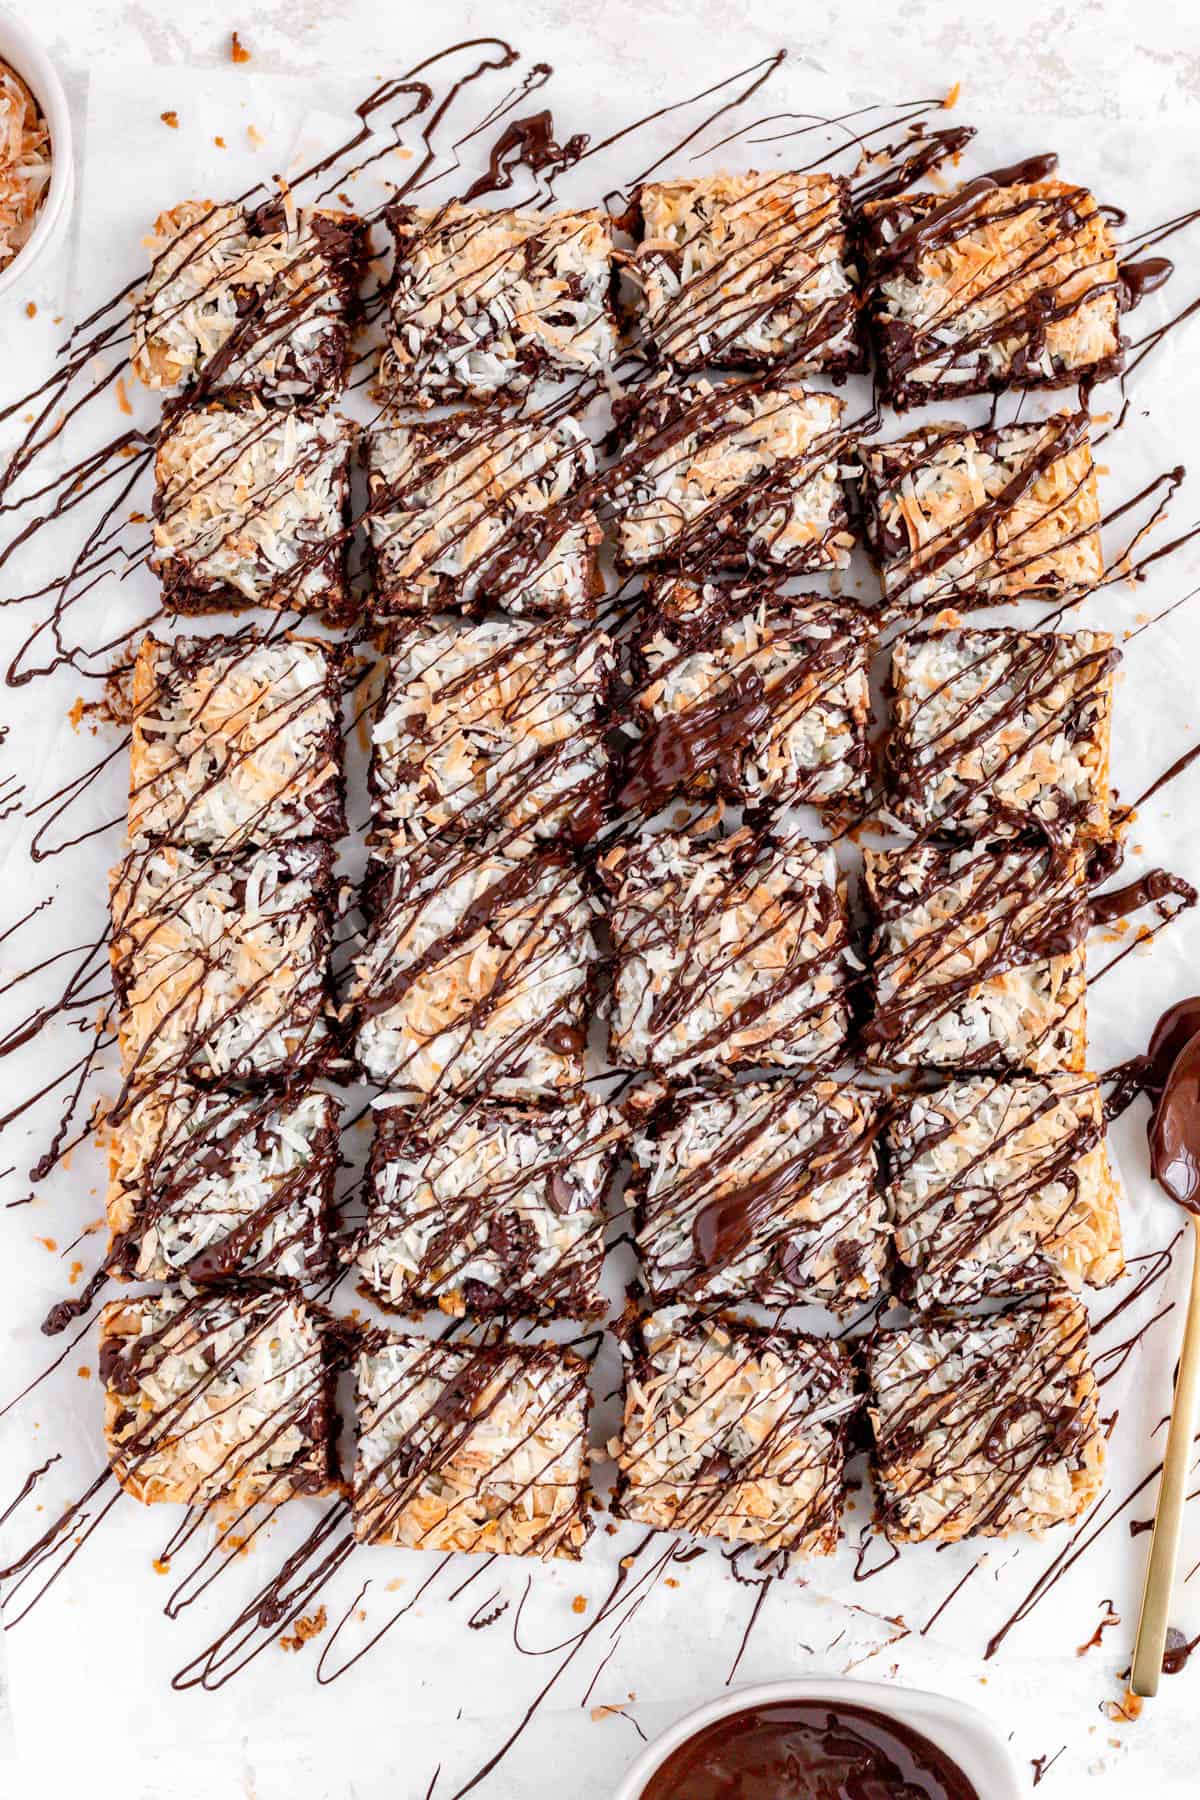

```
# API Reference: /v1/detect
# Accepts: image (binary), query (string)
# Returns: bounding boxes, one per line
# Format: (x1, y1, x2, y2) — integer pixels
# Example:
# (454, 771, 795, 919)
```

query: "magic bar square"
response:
(152, 405, 354, 621)
(369, 613, 612, 848)
(109, 840, 334, 1086)
(352, 1335, 593, 1559)
(863, 840, 1089, 1075)
(131, 200, 364, 404)
(107, 1083, 339, 1285)
(365, 411, 602, 618)
(611, 373, 855, 574)
(860, 173, 1122, 410)
(630, 1079, 884, 1313)
(611, 1306, 857, 1555)
(859, 414, 1103, 615)
(350, 839, 599, 1100)
(885, 625, 1116, 843)
(865, 1293, 1105, 1542)
(622, 575, 870, 815)
(602, 826, 853, 1078)
(377, 202, 618, 409)
(100, 1289, 335, 1506)
(129, 631, 345, 850)
(630, 171, 861, 374)
(356, 1095, 621, 1320)
(885, 1073, 1123, 1309)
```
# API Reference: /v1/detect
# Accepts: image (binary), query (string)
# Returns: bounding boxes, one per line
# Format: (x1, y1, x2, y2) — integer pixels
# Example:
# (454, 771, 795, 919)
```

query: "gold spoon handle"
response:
(1131, 1214, 1200, 1698)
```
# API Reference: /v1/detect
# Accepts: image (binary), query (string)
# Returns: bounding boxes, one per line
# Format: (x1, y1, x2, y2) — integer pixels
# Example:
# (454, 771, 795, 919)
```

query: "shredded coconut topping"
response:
(358, 1096, 620, 1318)
(632, 577, 870, 808)
(861, 414, 1103, 613)
(886, 625, 1115, 843)
(863, 178, 1121, 405)
(865, 841, 1089, 1074)
(613, 375, 855, 571)
(632, 1081, 883, 1311)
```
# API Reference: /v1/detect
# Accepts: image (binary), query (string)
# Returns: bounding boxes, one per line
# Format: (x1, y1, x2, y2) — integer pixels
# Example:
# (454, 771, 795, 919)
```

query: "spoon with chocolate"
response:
(1130, 997, 1200, 1697)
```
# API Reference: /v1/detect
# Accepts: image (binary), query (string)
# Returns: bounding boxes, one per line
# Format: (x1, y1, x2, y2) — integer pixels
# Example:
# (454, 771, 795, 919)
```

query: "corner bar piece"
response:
(611, 1306, 856, 1554)
(357, 1095, 620, 1319)
(885, 1073, 1123, 1309)
(152, 405, 354, 621)
(109, 840, 334, 1086)
(365, 411, 602, 618)
(631, 171, 862, 374)
(129, 631, 345, 849)
(864, 840, 1088, 1074)
(352, 1334, 593, 1559)
(612, 374, 855, 573)
(107, 1083, 339, 1284)
(860, 414, 1103, 614)
(351, 839, 598, 1099)
(378, 203, 618, 408)
(861, 173, 1122, 409)
(865, 1292, 1105, 1541)
(131, 200, 364, 404)
(630, 1079, 884, 1312)
(100, 1289, 335, 1506)
(624, 576, 870, 814)
(603, 826, 852, 1077)
(885, 625, 1116, 843)
(370, 614, 612, 847)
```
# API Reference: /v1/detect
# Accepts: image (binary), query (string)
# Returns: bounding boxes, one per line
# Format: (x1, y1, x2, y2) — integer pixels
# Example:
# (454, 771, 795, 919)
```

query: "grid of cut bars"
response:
(98, 149, 1133, 1562)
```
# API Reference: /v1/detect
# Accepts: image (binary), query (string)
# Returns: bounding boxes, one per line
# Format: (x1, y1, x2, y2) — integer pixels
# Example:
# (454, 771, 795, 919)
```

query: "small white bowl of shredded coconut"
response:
(0, 11, 72, 298)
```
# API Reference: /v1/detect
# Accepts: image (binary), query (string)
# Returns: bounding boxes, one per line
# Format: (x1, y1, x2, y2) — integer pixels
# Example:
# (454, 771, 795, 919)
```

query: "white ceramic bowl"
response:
(611, 1677, 1024, 1800)
(0, 8, 74, 299)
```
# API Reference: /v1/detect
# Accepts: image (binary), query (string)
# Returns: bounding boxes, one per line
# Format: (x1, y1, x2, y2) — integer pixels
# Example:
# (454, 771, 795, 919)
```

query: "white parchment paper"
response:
(2, 27, 1200, 1799)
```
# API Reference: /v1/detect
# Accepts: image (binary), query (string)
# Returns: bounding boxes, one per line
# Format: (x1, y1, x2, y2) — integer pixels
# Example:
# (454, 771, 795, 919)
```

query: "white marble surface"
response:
(2, 2, 1200, 1797)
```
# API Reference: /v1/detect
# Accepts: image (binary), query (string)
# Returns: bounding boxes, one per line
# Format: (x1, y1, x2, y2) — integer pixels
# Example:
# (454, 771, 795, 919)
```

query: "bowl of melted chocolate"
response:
(612, 1679, 1022, 1800)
